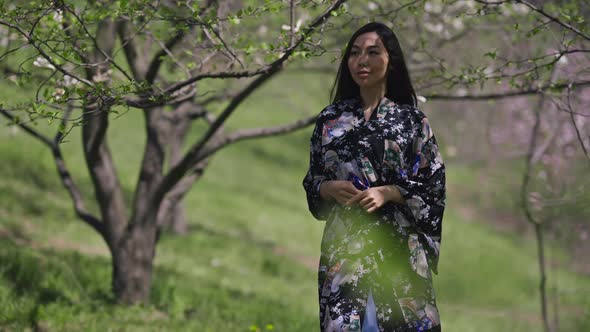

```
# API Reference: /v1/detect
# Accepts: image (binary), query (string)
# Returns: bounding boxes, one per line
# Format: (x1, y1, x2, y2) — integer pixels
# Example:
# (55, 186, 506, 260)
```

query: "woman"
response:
(303, 22, 445, 332)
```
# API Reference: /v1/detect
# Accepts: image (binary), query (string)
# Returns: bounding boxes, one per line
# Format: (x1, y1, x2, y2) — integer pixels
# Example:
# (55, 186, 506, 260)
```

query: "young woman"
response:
(303, 22, 446, 331)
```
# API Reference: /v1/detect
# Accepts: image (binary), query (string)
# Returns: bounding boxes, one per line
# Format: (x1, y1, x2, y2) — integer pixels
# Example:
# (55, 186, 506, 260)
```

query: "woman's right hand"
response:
(319, 180, 361, 205)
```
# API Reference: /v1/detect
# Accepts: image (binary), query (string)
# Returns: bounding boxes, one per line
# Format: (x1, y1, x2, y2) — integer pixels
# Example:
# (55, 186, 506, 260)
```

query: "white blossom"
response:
(281, 18, 302, 33)
(257, 25, 268, 36)
(424, 22, 444, 34)
(53, 10, 63, 23)
(92, 69, 112, 83)
(60, 75, 79, 87)
(367, 2, 378, 11)
(0, 27, 8, 47)
(452, 18, 464, 31)
(424, 1, 443, 14)
(33, 57, 55, 70)
(512, 3, 530, 15)
(455, 88, 467, 97)
(52, 88, 65, 100)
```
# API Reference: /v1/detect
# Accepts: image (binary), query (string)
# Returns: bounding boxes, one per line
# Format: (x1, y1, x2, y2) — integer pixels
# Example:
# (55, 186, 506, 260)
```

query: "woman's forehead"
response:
(352, 32, 383, 48)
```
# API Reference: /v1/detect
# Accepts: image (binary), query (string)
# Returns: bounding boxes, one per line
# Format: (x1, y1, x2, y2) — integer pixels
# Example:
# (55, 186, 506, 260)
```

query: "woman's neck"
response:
(360, 86, 386, 119)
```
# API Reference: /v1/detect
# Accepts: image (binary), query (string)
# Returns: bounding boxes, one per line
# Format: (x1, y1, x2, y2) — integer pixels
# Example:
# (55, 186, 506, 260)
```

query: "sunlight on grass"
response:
(1, 71, 589, 331)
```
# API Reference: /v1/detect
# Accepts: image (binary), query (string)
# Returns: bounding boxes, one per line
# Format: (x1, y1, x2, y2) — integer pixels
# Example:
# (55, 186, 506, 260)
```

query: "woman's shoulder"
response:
(393, 102, 429, 123)
(317, 98, 360, 120)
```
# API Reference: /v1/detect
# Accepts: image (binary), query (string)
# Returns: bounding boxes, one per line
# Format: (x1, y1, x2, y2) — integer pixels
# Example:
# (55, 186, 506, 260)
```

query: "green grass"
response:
(1, 71, 589, 331)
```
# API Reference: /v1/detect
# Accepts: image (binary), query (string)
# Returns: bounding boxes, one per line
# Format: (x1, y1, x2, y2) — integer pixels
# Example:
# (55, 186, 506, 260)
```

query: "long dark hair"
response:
(330, 22, 417, 107)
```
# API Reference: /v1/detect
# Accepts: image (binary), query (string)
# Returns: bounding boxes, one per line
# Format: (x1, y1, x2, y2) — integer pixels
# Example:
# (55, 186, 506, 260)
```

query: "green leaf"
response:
(484, 49, 498, 60)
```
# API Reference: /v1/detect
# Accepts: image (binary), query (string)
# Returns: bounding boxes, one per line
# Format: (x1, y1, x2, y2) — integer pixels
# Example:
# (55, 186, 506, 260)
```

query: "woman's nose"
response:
(358, 53, 368, 67)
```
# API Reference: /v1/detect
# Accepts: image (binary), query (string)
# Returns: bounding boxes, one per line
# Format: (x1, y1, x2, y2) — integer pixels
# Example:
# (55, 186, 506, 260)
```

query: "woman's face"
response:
(347, 31, 390, 91)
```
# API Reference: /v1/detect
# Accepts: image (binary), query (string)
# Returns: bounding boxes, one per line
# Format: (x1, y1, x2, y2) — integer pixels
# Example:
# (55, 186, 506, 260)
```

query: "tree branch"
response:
(195, 114, 318, 162)
(61, 5, 134, 82)
(0, 108, 105, 237)
(158, 0, 347, 98)
(146, 0, 348, 224)
(0, 19, 93, 87)
(566, 85, 590, 162)
(520, 64, 560, 332)
(145, 29, 186, 84)
(516, 0, 590, 42)
(427, 80, 590, 101)
(116, 18, 149, 81)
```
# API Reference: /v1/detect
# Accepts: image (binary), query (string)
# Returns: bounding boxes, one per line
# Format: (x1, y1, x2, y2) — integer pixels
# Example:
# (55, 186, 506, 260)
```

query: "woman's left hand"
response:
(346, 185, 404, 213)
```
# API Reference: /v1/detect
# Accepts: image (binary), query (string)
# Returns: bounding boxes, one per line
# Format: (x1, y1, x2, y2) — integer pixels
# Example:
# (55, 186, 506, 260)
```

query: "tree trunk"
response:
(111, 224, 157, 304)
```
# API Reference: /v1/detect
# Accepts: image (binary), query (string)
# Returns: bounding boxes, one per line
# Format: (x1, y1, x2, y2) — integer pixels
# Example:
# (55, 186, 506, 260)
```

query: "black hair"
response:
(330, 22, 417, 107)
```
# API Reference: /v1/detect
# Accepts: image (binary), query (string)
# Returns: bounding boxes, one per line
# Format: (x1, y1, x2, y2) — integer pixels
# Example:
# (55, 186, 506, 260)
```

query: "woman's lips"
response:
(357, 71, 369, 78)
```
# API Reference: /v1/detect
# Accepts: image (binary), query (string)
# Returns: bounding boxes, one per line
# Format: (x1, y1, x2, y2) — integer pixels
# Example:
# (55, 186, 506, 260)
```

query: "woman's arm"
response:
(303, 116, 343, 220)
(394, 114, 446, 273)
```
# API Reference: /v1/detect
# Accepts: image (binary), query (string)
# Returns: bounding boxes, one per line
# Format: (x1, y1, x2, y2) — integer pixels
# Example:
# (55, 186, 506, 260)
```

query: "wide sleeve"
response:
(396, 113, 446, 273)
(302, 116, 335, 221)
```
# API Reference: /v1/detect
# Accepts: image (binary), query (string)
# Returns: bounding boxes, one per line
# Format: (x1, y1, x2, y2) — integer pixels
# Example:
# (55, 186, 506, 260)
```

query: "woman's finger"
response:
(359, 196, 373, 206)
(343, 185, 361, 196)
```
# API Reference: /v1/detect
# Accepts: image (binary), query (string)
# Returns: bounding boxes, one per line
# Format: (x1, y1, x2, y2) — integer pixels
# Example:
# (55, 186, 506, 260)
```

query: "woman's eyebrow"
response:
(351, 44, 381, 49)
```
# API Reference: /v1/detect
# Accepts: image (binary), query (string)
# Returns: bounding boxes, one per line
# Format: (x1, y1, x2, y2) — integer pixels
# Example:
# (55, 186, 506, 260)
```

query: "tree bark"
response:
(111, 223, 158, 304)
(159, 104, 192, 234)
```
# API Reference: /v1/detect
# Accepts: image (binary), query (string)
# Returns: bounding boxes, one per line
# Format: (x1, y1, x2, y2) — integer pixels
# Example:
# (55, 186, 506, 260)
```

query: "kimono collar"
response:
(348, 96, 395, 120)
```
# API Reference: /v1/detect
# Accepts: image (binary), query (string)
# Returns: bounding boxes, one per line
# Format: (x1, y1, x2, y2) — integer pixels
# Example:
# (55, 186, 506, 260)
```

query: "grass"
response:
(1, 71, 589, 331)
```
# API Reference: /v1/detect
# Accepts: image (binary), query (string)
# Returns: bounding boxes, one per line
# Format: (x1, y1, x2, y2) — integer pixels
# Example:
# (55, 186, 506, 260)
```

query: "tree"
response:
(0, 0, 347, 304)
(2, 1, 588, 324)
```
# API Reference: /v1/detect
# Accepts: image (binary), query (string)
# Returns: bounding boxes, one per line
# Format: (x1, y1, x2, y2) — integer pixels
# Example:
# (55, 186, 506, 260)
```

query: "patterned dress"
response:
(303, 97, 446, 332)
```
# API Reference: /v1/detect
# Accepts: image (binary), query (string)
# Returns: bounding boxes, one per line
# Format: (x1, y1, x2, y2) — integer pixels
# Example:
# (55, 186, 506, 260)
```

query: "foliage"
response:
(1, 70, 589, 330)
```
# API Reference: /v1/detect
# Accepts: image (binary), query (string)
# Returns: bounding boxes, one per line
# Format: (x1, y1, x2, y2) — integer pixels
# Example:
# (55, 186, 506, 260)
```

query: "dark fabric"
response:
(303, 97, 446, 331)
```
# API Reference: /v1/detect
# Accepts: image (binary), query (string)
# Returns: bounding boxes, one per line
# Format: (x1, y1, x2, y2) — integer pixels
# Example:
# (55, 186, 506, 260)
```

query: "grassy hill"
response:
(1, 71, 589, 331)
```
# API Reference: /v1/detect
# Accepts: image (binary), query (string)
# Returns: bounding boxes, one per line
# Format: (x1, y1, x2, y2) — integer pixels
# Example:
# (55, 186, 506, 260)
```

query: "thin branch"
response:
(427, 80, 590, 100)
(0, 19, 92, 87)
(547, 96, 590, 117)
(289, 0, 295, 47)
(0, 108, 53, 145)
(198, 114, 317, 162)
(208, 26, 244, 69)
(145, 29, 186, 83)
(116, 19, 148, 81)
(147, 0, 348, 224)
(0, 42, 30, 61)
(61, 6, 134, 82)
(160, 0, 345, 97)
(566, 85, 590, 162)
(199, 91, 238, 106)
(124, 88, 196, 108)
(521, 64, 560, 332)
(0, 108, 105, 237)
(143, 30, 190, 78)
(516, 0, 590, 42)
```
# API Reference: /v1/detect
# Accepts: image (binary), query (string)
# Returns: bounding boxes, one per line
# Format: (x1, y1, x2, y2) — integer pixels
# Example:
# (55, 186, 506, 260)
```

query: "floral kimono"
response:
(303, 97, 445, 332)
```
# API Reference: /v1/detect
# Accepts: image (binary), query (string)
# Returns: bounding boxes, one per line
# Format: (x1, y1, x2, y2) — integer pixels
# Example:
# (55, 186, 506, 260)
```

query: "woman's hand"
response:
(346, 185, 405, 213)
(319, 180, 361, 205)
